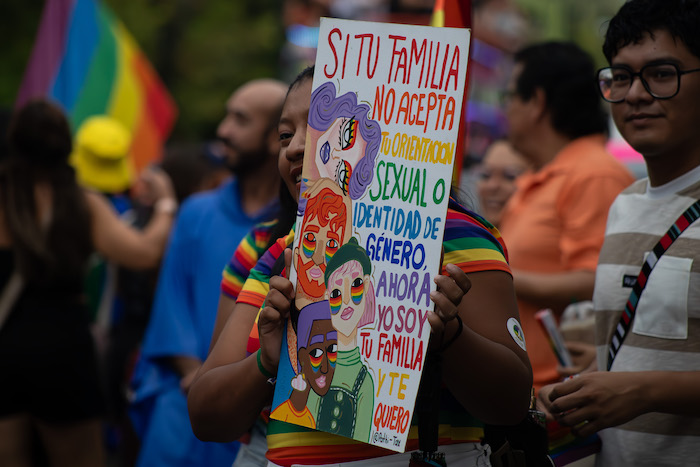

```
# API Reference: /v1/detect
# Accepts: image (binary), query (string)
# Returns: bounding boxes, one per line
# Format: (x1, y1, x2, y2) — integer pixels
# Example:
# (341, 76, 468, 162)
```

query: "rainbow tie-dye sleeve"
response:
(242, 228, 295, 356)
(442, 198, 511, 276)
(221, 220, 277, 300)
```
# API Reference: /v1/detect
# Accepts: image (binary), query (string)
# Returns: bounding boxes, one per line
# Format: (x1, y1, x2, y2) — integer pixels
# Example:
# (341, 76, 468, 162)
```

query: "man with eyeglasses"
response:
(498, 42, 634, 393)
(540, 1, 700, 465)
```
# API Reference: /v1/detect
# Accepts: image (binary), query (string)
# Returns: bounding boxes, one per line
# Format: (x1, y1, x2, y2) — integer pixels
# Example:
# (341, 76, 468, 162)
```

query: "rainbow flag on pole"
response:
(16, 0, 177, 174)
(431, 0, 471, 185)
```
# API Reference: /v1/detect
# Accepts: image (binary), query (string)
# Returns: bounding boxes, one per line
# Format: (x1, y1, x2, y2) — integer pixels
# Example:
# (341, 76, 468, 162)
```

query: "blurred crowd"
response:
(2, 0, 700, 466)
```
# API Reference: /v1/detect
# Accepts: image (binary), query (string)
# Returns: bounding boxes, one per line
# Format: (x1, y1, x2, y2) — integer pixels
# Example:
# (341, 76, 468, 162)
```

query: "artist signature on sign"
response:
(372, 431, 402, 447)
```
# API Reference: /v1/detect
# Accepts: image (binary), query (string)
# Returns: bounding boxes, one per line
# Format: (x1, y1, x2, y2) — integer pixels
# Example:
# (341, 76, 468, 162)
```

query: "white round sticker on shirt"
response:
(507, 317, 526, 351)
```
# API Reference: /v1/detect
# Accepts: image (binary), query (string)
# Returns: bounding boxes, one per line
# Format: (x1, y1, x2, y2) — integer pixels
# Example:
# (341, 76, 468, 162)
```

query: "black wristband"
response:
(438, 315, 463, 352)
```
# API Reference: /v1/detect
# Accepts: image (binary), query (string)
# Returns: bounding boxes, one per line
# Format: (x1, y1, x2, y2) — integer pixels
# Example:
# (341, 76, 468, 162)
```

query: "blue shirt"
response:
(130, 178, 278, 466)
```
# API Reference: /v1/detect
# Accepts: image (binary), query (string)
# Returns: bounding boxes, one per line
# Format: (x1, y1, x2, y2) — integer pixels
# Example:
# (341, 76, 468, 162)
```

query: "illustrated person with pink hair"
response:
(316, 237, 376, 442)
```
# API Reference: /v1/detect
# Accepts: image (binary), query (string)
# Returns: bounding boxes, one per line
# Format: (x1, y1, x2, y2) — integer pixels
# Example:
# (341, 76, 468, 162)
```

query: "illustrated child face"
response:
(327, 260, 367, 339)
(312, 117, 368, 195)
(297, 318, 338, 396)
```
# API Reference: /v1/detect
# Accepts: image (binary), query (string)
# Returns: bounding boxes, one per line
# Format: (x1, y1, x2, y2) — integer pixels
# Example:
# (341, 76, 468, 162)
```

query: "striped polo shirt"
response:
(594, 173, 700, 465)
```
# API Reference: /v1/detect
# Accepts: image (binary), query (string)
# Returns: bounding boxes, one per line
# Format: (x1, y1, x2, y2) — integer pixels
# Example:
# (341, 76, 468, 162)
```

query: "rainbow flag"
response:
(431, 0, 471, 186)
(430, 0, 472, 28)
(16, 0, 177, 174)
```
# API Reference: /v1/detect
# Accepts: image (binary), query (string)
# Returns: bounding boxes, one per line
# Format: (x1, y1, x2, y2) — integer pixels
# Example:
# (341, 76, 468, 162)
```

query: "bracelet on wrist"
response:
(438, 315, 463, 352)
(154, 197, 178, 215)
(256, 349, 276, 385)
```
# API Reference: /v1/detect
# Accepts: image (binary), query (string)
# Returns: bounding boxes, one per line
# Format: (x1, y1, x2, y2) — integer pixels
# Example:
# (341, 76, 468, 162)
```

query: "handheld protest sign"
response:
(272, 17, 470, 452)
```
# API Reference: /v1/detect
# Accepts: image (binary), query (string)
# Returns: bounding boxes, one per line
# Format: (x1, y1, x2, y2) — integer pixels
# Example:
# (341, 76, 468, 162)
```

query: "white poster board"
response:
(271, 17, 470, 453)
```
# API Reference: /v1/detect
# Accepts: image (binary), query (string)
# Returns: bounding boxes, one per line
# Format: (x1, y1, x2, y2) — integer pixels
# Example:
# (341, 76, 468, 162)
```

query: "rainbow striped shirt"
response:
(238, 227, 295, 356)
(220, 220, 278, 300)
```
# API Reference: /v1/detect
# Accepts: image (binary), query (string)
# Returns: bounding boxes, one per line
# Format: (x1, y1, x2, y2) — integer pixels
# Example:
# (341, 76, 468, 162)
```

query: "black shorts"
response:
(0, 302, 106, 422)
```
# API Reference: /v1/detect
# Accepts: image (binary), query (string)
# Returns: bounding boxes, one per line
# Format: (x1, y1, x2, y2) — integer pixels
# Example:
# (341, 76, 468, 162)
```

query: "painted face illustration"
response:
(328, 260, 367, 339)
(294, 187, 348, 305)
(297, 318, 338, 396)
(296, 216, 343, 300)
(307, 81, 382, 201)
(314, 117, 368, 195)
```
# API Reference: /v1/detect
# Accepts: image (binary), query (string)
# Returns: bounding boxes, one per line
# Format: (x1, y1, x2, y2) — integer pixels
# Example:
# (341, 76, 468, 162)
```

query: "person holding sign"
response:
(253, 200, 532, 466)
(190, 19, 532, 463)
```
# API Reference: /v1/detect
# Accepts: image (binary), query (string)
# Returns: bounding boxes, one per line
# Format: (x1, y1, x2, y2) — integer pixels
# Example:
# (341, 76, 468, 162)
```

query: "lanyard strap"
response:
(607, 199, 700, 370)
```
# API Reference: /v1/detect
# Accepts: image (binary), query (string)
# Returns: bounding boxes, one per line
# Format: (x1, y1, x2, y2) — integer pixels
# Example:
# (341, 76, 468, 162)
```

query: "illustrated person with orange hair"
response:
(292, 178, 351, 310)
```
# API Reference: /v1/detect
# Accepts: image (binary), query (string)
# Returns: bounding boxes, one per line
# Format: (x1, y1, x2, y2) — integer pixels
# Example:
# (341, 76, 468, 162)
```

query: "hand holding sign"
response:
(258, 249, 294, 375)
(427, 263, 471, 349)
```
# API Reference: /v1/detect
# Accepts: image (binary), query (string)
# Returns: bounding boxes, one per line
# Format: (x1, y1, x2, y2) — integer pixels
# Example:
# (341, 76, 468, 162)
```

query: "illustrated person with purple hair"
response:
(270, 300, 337, 429)
(306, 82, 382, 200)
(315, 237, 376, 442)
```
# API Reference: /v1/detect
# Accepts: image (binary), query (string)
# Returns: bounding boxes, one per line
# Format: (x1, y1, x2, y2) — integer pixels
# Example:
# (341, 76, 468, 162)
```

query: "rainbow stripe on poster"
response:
(16, 0, 177, 174)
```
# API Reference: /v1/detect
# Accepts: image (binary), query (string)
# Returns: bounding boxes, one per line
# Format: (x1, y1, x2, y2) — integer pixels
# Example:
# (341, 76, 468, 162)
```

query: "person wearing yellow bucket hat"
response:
(70, 116, 137, 327)
(71, 115, 134, 194)
(71, 114, 165, 457)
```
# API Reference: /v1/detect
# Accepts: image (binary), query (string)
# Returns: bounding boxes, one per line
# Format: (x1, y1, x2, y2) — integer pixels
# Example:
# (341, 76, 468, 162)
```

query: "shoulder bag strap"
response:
(607, 199, 700, 370)
(0, 270, 24, 332)
(0, 196, 53, 332)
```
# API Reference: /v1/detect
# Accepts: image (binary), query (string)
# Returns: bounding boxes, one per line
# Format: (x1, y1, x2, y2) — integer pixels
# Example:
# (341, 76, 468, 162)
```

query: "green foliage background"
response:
(0, 0, 284, 142)
(107, 0, 284, 140)
(0, 0, 623, 143)
(516, 0, 624, 68)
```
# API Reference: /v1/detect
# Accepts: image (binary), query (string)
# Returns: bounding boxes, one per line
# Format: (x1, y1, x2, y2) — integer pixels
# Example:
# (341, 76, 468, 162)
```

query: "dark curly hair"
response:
(603, 0, 700, 64)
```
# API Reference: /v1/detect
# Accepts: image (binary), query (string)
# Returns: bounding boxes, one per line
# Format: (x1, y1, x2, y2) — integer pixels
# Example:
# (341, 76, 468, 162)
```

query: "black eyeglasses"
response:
(597, 62, 700, 103)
